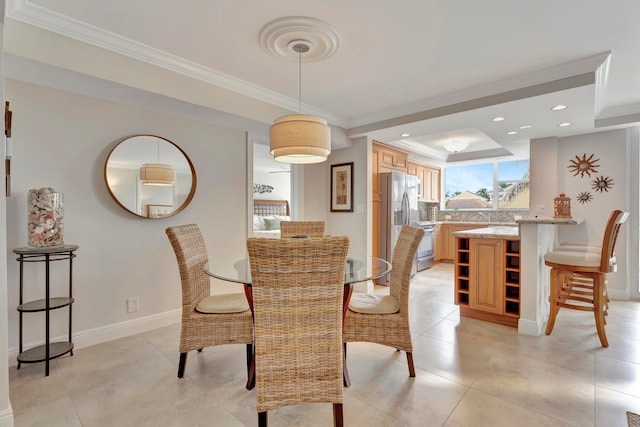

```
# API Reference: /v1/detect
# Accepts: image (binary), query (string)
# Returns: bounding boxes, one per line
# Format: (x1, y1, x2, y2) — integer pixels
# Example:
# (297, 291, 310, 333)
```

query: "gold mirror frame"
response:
(104, 135, 197, 218)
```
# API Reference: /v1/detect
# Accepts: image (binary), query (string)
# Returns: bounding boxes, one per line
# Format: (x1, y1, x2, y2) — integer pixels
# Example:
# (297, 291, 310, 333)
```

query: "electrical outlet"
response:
(127, 297, 139, 313)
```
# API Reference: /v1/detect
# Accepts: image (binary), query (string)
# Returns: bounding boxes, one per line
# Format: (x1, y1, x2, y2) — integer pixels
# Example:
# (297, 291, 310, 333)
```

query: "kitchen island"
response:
(452, 219, 584, 335)
(452, 226, 521, 327)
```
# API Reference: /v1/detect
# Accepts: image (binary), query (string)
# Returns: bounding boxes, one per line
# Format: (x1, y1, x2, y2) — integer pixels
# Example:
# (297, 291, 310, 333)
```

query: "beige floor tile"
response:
(595, 354, 640, 397)
(346, 361, 467, 426)
(411, 334, 494, 386)
(471, 356, 595, 426)
(490, 339, 596, 384)
(9, 364, 70, 414)
(595, 330, 640, 364)
(595, 386, 640, 427)
(12, 396, 82, 427)
(444, 389, 575, 427)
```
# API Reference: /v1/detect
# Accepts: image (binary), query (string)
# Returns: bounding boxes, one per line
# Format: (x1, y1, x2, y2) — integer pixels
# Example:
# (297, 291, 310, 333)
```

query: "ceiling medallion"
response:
(576, 191, 593, 204)
(259, 16, 341, 62)
(568, 153, 600, 178)
(591, 175, 613, 192)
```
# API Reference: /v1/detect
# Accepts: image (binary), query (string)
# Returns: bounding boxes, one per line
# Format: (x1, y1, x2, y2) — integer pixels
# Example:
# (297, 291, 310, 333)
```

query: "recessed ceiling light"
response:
(492, 116, 505, 122)
(551, 104, 567, 111)
(558, 122, 572, 127)
(507, 131, 518, 135)
(400, 133, 410, 137)
(519, 125, 531, 129)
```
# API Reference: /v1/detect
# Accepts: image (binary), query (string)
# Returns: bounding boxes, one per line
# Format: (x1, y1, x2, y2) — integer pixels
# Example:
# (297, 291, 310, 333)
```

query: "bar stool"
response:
(543, 210, 629, 347)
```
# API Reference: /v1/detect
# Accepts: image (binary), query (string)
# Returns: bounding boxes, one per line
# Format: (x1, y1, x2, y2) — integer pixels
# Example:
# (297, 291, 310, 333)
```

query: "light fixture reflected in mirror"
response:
(269, 41, 331, 164)
(140, 138, 176, 186)
(443, 140, 469, 153)
(140, 164, 175, 186)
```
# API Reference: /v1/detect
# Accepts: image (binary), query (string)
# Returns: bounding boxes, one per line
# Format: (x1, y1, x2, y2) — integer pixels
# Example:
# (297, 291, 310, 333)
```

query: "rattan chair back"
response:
(247, 236, 350, 425)
(166, 224, 253, 378)
(280, 221, 326, 238)
(343, 225, 424, 378)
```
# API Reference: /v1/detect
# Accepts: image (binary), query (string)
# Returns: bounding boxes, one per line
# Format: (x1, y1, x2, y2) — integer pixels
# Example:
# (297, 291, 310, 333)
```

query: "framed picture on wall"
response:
(330, 162, 353, 212)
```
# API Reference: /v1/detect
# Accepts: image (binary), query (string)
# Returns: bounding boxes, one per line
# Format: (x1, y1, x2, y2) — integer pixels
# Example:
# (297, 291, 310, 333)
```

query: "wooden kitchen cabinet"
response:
(375, 142, 408, 172)
(407, 161, 440, 202)
(436, 224, 488, 262)
(454, 236, 520, 327)
(424, 167, 440, 202)
(469, 238, 504, 315)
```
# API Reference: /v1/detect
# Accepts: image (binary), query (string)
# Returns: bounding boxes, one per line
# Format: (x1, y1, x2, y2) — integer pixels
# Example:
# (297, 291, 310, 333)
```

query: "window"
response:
(444, 160, 529, 210)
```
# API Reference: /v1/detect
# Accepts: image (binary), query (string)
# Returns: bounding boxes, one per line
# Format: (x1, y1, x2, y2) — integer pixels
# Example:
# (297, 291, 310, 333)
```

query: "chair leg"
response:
(246, 343, 252, 375)
(545, 268, 561, 335)
(593, 275, 609, 347)
(258, 411, 267, 427)
(406, 352, 416, 377)
(177, 352, 187, 378)
(342, 343, 351, 387)
(333, 403, 343, 427)
(246, 343, 255, 389)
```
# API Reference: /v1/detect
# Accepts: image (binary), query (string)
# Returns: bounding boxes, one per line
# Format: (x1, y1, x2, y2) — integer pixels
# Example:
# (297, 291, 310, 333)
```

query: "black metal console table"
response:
(13, 244, 78, 376)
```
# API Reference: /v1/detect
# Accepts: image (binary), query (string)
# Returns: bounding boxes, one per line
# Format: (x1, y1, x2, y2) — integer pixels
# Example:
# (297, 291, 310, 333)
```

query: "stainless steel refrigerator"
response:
(377, 171, 419, 285)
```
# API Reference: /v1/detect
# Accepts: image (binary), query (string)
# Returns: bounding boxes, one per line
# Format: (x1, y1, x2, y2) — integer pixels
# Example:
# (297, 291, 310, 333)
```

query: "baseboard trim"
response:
(8, 309, 180, 367)
(0, 406, 13, 427)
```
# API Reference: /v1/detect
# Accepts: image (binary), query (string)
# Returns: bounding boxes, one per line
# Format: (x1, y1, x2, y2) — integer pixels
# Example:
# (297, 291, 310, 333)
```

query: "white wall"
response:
(301, 138, 369, 260)
(5, 79, 249, 362)
(530, 128, 634, 298)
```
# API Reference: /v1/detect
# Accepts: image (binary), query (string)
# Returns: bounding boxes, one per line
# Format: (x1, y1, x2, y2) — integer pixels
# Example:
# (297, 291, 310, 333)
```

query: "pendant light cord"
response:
(292, 42, 309, 114)
(298, 48, 302, 113)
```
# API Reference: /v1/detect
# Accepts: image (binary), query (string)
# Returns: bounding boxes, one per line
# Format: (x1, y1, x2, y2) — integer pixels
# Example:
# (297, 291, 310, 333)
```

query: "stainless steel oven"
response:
(417, 223, 435, 271)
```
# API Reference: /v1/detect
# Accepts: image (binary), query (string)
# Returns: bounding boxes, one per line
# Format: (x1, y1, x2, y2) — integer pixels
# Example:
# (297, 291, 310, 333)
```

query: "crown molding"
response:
(5, 0, 344, 126)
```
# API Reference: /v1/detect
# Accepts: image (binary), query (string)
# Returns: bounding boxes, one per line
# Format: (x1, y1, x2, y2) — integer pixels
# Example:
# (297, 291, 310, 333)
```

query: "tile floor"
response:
(8, 263, 640, 426)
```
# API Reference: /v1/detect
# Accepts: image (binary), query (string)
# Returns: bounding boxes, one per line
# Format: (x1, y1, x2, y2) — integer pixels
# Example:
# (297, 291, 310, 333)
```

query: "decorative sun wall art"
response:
(568, 153, 600, 178)
(591, 175, 614, 192)
(576, 191, 593, 204)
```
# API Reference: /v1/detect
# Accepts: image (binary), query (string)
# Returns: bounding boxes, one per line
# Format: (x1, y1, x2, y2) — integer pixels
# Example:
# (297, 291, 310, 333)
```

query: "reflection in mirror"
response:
(104, 135, 196, 218)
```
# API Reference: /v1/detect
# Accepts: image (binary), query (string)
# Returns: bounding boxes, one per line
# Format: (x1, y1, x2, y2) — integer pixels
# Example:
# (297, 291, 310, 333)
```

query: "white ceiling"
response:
(5, 0, 640, 165)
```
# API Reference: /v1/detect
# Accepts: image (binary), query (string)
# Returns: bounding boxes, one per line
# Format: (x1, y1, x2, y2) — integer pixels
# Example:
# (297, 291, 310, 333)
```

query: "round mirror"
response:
(104, 135, 197, 218)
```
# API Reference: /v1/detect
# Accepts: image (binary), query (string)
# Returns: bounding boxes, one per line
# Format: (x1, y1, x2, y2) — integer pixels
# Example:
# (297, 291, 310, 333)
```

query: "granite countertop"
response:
(438, 221, 518, 226)
(451, 226, 520, 240)
(516, 217, 584, 225)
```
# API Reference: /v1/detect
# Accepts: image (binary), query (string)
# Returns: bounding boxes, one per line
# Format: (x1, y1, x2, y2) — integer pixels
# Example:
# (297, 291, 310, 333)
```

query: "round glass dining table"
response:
(203, 256, 391, 389)
(203, 256, 391, 286)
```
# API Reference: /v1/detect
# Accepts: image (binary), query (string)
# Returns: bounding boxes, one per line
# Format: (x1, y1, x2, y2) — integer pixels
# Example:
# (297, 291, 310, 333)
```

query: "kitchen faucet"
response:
(478, 211, 491, 222)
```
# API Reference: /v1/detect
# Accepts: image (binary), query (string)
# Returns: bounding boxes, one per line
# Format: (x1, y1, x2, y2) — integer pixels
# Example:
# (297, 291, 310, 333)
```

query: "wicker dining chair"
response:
(247, 236, 350, 427)
(543, 209, 629, 347)
(280, 220, 326, 238)
(343, 225, 424, 378)
(166, 224, 254, 378)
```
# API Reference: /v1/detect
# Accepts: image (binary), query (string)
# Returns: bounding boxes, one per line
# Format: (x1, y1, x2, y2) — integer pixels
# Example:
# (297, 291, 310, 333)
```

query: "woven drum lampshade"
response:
(270, 114, 331, 164)
(140, 163, 176, 186)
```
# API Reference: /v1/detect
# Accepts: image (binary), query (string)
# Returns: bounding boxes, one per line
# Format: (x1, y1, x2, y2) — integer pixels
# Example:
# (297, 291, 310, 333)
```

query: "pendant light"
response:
(270, 41, 331, 164)
(140, 138, 176, 186)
